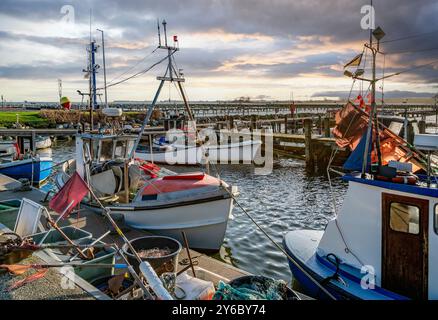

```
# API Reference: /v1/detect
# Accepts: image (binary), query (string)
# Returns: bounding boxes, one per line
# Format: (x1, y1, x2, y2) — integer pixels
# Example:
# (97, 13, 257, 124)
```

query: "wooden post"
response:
(30, 131, 36, 153)
(317, 115, 322, 135)
(407, 121, 415, 145)
(228, 115, 234, 130)
(304, 118, 314, 170)
(17, 137, 25, 155)
(323, 117, 330, 137)
(419, 120, 426, 134)
(250, 115, 257, 131)
(124, 161, 129, 204)
(149, 134, 154, 164)
(284, 116, 288, 134)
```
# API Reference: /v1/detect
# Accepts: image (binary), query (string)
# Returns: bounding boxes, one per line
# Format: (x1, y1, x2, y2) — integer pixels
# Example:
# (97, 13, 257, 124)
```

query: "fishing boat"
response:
(283, 27, 438, 300)
(0, 155, 52, 185)
(136, 138, 262, 164)
(35, 136, 52, 150)
(55, 133, 237, 251)
(0, 136, 51, 155)
(133, 21, 261, 165)
(0, 141, 16, 156)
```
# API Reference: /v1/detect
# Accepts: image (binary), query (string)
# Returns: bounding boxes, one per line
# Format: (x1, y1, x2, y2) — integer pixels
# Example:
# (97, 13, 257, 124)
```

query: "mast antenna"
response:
(157, 19, 162, 47)
(162, 19, 168, 47)
(58, 79, 62, 101)
(369, 0, 373, 46)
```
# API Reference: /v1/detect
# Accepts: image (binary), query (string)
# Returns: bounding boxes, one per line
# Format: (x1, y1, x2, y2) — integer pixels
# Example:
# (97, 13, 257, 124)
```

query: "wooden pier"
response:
(139, 116, 348, 172)
(0, 175, 251, 300)
(0, 128, 78, 153)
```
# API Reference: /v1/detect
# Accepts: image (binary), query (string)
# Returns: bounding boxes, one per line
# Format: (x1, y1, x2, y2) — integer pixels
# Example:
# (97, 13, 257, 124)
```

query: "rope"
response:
(97, 51, 176, 90)
(220, 183, 337, 300)
(106, 47, 158, 86)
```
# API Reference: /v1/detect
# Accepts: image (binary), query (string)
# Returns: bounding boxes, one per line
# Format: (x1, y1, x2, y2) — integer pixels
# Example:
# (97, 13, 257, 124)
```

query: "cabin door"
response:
(382, 193, 428, 299)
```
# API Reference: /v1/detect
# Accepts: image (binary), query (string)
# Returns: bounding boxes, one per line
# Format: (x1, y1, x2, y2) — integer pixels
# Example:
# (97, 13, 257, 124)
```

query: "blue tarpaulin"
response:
(343, 132, 372, 172)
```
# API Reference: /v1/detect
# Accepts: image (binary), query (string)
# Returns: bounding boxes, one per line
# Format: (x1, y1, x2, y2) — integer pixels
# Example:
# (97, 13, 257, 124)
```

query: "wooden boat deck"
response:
(0, 174, 250, 299)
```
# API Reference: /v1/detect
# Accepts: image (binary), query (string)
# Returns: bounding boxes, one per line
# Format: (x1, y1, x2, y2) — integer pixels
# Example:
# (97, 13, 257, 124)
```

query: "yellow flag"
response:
(344, 54, 363, 68)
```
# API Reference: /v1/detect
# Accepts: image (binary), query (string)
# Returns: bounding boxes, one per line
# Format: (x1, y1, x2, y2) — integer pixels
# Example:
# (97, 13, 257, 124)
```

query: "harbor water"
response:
(39, 139, 348, 283)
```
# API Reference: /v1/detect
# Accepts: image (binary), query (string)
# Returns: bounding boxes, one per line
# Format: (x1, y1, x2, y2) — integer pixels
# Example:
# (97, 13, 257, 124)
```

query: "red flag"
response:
(49, 172, 89, 218)
(332, 102, 369, 150)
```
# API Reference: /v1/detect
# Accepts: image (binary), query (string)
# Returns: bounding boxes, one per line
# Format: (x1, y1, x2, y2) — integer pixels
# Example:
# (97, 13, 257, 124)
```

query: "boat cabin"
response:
(76, 133, 138, 164)
(317, 134, 438, 299)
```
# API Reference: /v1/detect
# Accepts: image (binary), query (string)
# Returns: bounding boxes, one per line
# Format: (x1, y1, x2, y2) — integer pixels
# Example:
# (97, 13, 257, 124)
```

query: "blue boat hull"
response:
(283, 230, 408, 300)
(0, 158, 52, 184)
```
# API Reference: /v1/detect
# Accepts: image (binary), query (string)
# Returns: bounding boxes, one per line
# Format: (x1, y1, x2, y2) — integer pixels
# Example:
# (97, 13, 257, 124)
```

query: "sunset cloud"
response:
(0, 0, 437, 102)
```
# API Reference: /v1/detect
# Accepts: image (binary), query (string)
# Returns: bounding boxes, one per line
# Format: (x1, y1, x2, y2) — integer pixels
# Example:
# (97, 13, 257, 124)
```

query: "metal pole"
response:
(97, 29, 108, 108)
(91, 41, 98, 111)
(88, 44, 93, 131)
(129, 80, 166, 159)
(361, 47, 377, 176)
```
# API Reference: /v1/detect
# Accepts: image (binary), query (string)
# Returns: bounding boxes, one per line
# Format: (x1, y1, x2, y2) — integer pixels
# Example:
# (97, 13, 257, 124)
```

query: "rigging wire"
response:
(383, 58, 438, 79)
(380, 29, 438, 44)
(381, 54, 386, 105)
(220, 184, 337, 300)
(106, 47, 159, 86)
(384, 46, 438, 55)
(97, 51, 177, 90)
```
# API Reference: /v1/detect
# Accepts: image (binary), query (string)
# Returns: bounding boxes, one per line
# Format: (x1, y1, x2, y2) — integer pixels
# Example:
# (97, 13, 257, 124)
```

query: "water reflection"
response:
(44, 140, 348, 283)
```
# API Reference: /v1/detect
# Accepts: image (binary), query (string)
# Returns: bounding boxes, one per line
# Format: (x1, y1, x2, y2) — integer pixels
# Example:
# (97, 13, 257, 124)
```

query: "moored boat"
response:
(283, 27, 438, 300)
(55, 133, 237, 251)
(0, 156, 52, 185)
(136, 139, 262, 165)
(35, 136, 52, 150)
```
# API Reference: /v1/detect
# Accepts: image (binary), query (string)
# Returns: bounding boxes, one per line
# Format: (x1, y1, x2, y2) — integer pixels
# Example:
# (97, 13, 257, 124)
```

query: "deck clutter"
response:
(2, 15, 438, 303)
(283, 27, 438, 300)
(0, 173, 297, 300)
(0, 20, 301, 301)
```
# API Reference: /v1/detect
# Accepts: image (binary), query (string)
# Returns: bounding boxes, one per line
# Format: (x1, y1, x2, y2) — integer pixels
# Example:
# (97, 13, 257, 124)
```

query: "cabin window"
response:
(434, 204, 438, 234)
(114, 141, 126, 158)
(389, 202, 420, 234)
(100, 140, 113, 161)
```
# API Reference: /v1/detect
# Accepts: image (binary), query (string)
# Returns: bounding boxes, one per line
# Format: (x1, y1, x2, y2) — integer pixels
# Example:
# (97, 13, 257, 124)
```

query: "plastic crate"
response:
(31, 226, 92, 244)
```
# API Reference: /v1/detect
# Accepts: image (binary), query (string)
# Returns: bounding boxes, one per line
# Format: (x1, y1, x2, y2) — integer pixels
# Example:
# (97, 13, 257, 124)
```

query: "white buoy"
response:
(139, 261, 173, 300)
(102, 108, 123, 117)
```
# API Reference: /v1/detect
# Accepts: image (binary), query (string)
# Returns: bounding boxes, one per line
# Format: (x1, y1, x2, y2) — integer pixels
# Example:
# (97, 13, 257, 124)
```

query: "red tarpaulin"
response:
(49, 172, 89, 218)
(332, 102, 369, 150)
(142, 173, 219, 196)
(333, 102, 426, 173)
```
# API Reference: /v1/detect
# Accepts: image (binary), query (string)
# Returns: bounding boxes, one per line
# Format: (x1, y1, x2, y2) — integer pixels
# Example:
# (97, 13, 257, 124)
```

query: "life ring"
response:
(375, 174, 418, 185)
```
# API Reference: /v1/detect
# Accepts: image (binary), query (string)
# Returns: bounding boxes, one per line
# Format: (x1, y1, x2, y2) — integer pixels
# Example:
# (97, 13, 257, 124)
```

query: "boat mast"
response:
(361, 26, 385, 177)
(130, 20, 194, 158)
(97, 29, 108, 109)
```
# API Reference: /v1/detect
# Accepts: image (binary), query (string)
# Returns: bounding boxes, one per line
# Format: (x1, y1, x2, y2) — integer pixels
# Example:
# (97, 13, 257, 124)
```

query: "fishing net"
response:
(212, 276, 292, 300)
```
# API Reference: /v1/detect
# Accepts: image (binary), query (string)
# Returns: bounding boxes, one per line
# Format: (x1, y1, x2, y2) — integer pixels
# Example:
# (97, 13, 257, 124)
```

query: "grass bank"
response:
(0, 111, 50, 128)
(0, 110, 152, 129)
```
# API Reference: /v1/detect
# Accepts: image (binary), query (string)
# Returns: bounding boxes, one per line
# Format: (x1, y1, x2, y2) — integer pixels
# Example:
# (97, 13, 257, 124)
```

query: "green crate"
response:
(0, 199, 21, 230)
(74, 240, 117, 283)
(31, 226, 92, 244)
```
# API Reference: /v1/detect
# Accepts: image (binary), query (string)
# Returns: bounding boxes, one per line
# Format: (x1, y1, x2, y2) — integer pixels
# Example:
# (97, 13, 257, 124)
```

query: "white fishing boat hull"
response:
(56, 156, 236, 252)
(0, 142, 16, 156)
(136, 139, 261, 165)
(109, 197, 233, 251)
(0, 137, 51, 154)
(35, 136, 52, 149)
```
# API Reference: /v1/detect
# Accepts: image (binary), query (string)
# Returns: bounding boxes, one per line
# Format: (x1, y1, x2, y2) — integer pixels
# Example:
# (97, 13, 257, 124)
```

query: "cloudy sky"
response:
(1, 0, 438, 102)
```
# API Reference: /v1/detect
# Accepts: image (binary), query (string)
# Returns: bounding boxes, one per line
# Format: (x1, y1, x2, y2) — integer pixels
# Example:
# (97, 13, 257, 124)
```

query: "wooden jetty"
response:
(139, 116, 348, 172)
(0, 174, 250, 300)
(0, 128, 78, 153)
